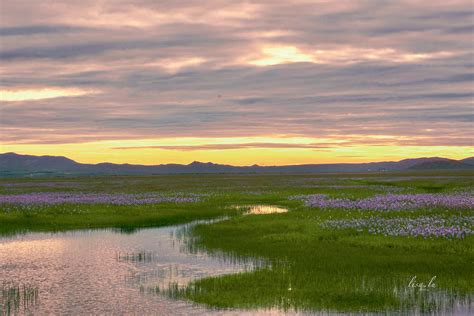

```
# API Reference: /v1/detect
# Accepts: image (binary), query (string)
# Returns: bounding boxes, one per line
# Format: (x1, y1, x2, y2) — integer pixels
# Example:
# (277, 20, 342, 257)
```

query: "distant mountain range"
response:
(0, 152, 473, 177)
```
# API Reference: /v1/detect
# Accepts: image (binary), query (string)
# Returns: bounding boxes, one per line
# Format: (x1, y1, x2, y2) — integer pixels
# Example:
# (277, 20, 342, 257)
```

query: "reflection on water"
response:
(0, 219, 284, 315)
(1, 284, 39, 315)
(231, 205, 289, 215)
(394, 285, 473, 315)
(1, 215, 472, 315)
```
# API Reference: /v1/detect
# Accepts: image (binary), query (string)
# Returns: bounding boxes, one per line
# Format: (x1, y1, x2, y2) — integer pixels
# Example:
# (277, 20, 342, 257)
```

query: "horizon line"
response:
(2, 151, 473, 168)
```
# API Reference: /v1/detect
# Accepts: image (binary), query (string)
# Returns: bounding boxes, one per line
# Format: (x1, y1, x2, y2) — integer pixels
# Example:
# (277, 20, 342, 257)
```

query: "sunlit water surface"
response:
(230, 204, 289, 215)
(0, 217, 294, 315)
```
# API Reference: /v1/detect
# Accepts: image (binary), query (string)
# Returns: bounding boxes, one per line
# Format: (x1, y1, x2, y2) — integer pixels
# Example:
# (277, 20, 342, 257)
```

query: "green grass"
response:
(0, 202, 242, 235)
(1, 171, 473, 313)
(182, 209, 473, 312)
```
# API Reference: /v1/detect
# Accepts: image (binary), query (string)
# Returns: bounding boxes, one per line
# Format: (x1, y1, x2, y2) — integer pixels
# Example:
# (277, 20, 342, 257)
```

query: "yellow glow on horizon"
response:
(0, 88, 98, 102)
(1, 137, 472, 166)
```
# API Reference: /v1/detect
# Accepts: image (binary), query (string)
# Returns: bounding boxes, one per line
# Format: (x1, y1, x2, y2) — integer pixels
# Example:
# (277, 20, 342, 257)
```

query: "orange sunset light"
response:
(0, 0, 472, 165)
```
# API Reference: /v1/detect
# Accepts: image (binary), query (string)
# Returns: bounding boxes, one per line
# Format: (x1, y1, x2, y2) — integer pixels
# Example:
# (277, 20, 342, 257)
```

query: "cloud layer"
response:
(0, 1, 472, 163)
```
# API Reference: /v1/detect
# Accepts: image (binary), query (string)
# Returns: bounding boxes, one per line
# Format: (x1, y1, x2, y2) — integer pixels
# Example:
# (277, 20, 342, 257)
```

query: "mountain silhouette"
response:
(1, 152, 472, 177)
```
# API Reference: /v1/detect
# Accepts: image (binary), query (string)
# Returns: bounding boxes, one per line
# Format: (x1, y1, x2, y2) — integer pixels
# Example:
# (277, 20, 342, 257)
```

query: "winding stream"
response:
(2, 204, 469, 315)
(0, 207, 290, 315)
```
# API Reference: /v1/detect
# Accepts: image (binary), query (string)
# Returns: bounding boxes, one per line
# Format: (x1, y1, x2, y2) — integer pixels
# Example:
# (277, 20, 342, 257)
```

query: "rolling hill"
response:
(1, 152, 473, 177)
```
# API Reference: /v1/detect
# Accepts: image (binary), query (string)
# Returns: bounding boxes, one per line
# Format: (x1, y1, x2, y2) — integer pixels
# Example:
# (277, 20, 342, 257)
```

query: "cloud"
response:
(112, 142, 343, 151)
(247, 46, 314, 66)
(246, 45, 457, 66)
(0, 0, 472, 157)
(0, 24, 87, 36)
(0, 40, 164, 60)
(145, 57, 207, 73)
(0, 87, 99, 101)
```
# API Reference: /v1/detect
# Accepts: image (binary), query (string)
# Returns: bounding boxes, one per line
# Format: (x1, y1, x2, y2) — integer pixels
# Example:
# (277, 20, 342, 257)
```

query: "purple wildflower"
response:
(292, 193, 474, 211)
(322, 215, 474, 239)
(0, 192, 200, 205)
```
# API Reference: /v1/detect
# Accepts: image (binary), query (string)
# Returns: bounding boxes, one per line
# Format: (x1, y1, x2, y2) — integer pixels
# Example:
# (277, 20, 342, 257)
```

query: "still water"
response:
(229, 204, 289, 215)
(0, 216, 290, 315)
(1, 205, 471, 315)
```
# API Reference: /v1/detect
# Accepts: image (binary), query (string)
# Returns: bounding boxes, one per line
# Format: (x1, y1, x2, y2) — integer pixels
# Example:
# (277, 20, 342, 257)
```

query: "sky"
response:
(0, 0, 473, 165)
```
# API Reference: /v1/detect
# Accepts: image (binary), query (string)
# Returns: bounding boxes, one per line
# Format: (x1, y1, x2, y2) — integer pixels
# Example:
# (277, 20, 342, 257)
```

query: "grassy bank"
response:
(183, 208, 473, 312)
(0, 202, 240, 235)
(173, 172, 472, 313)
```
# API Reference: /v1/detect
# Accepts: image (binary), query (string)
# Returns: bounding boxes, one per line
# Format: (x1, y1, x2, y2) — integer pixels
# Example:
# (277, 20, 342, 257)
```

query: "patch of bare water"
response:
(0, 219, 292, 315)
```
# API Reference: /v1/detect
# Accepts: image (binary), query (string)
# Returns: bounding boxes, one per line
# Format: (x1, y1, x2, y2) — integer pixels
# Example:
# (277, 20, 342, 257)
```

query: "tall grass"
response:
(1, 285, 39, 315)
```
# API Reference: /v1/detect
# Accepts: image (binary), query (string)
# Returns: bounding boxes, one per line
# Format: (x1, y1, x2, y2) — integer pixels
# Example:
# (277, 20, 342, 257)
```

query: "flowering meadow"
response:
(322, 215, 474, 239)
(0, 192, 200, 205)
(1, 173, 473, 314)
(289, 191, 474, 239)
(181, 172, 473, 314)
(292, 193, 474, 211)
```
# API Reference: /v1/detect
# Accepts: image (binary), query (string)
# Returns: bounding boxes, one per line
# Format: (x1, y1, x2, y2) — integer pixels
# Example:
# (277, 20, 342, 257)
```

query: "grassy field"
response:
(184, 206, 473, 313)
(1, 171, 473, 313)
